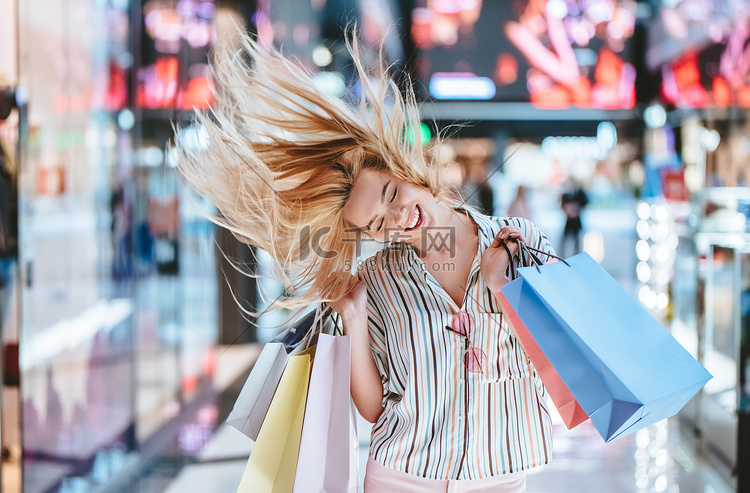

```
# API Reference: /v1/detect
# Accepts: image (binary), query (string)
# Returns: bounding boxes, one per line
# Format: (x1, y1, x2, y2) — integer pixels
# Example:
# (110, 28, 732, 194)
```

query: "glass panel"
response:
(703, 245, 738, 414)
(671, 235, 699, 357)
(15, 0, 219, 490)
(133, 0, 218, 442)
(740, 251, 750, 414)
(17, 1, 136, 491)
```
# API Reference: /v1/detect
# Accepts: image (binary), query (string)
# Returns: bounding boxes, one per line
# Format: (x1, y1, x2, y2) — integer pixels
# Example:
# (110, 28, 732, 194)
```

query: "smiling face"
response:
(343, 169, 446, 247)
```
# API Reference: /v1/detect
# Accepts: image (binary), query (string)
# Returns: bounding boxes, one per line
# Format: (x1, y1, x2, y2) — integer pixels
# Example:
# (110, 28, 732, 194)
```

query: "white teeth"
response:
(408, 207, 420, 229)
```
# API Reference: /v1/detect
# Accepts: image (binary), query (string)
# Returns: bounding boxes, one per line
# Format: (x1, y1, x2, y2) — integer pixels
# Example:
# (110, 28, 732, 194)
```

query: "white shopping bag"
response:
(227, 342, 288, 441)
(227, 305, 333, 441)
(293, 333, 359, 493)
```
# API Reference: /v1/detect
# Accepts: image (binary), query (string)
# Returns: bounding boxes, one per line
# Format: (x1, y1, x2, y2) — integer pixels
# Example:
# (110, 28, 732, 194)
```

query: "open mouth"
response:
(405, 204, 424, 231)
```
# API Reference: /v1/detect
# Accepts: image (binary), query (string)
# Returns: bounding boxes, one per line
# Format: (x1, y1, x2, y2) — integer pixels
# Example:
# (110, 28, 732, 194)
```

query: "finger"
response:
(500, 226, 518, 239)
(505, 229, 525, 242)
(498, 238, 514, 260)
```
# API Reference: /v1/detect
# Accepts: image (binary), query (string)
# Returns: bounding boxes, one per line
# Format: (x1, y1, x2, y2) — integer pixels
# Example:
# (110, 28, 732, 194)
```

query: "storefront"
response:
(1, 0, 748, 491)
(1, 1, 220, 491)
(0, 0, 411, 490)
(641, 3, 750, 488)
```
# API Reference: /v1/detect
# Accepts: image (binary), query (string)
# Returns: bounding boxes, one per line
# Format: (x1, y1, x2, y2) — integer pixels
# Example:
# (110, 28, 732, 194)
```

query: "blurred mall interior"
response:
(0, 0, 749, 492)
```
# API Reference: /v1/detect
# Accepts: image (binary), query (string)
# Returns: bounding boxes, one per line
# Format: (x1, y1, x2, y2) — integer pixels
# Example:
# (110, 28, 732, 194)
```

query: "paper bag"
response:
(496, 291, 589, 429)
(236, 350, 313, 493)
(499, 252, 712, 442)
(293, 334, 358, 492)
(227, 342, 288, 441)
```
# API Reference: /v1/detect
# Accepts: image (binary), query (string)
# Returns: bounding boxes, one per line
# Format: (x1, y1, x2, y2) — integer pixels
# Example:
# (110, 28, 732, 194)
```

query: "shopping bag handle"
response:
(317, 302, 348, 337)
(499, 238, 570, 277)
(520, 244, 571, 268)
(272, 303, 336, 352)
(324, 302, 345, 337)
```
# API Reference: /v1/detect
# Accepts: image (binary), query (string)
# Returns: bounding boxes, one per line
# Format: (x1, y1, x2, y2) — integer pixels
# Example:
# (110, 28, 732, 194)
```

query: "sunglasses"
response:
(445, 311, 486, 374)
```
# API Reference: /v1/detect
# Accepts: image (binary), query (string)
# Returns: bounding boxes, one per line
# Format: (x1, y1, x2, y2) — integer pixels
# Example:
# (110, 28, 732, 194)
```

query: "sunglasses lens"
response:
(451, 311, 474, 338)
(463, 347, 486, 373)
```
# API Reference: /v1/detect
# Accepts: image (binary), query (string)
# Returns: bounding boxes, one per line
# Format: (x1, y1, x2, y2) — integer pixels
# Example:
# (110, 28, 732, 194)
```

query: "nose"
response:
(388, 204, 409, 228)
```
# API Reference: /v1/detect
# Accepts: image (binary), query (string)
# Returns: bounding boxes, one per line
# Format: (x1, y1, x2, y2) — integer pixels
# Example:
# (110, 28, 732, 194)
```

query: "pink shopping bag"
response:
(494, 241, 588, 429)
(496, 289, 589, 429)
(293, 333, 358, 492)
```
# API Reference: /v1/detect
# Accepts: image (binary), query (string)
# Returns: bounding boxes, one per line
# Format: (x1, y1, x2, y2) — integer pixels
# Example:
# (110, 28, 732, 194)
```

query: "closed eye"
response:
(377, 185, 397, 231)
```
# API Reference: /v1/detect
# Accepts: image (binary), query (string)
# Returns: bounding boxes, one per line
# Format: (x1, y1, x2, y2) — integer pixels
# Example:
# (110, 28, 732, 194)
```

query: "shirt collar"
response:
(463, 207, 499, 286)
(463, 207, 498, 255)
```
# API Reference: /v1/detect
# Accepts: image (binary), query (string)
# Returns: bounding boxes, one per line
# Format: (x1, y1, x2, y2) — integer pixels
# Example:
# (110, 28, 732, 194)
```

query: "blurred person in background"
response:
(178, 29, 556, 492)
(559, 177, 588, 257)
(441, 147, 464, 204)
(465, 162, 495, 216)
(0, 76, 17, 260)
(506, 185, 531, 221)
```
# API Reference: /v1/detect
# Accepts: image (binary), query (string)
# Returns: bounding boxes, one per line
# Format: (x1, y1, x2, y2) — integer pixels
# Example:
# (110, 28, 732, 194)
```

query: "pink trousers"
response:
(363, 456, 527, 493)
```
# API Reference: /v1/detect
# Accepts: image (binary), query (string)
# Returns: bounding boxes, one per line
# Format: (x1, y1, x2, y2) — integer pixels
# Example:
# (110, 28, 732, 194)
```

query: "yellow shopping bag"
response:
(236, 348, 314, 493)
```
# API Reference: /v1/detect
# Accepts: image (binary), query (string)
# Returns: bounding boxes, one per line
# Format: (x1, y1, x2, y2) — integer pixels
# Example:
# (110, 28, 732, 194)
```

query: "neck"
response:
(412, 203, 477, 258)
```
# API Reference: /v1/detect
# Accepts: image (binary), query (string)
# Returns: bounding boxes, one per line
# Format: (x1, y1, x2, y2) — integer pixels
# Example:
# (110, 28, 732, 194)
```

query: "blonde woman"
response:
(178, 29, 555, 493)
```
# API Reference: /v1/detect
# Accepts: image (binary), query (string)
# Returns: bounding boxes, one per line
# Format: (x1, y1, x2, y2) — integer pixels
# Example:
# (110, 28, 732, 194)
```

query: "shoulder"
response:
(462, 207, 544, 245)
(489, 215, 545, 233)
(493, 216, 552, 245)
(461, 207, 501, 236)
(461, 207, 539, 234)
(496, 216, 555, 255)
(496, 216, 534, 229)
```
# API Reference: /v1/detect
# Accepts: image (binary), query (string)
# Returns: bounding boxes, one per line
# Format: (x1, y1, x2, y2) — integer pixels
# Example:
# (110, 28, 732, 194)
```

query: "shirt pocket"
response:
(479, 313, 535, 383)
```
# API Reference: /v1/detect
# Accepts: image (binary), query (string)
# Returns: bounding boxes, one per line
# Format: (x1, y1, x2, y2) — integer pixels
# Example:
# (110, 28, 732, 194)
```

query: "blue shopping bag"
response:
(499, 252, 712, 442)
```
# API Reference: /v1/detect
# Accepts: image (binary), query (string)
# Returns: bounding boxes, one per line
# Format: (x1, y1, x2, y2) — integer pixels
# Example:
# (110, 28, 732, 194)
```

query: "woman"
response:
(178, 29, 554, 492)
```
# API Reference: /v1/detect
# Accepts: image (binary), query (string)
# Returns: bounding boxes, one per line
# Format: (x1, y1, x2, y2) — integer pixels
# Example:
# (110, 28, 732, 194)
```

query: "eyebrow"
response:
(365, 181, 390, 231)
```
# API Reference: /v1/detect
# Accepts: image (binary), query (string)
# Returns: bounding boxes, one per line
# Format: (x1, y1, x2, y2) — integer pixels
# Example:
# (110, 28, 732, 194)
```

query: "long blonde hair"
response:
(177, 27, 456, 314)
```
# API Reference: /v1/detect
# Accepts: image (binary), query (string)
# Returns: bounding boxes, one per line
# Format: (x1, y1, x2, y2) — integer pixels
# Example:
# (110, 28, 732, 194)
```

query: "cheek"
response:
(399, 184, 434, 204)
(398, 186, 420, 202)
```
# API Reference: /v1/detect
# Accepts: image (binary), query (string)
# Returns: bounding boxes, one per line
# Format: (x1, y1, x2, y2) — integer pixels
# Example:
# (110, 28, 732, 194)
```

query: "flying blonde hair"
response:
(177, 27, 459, 314)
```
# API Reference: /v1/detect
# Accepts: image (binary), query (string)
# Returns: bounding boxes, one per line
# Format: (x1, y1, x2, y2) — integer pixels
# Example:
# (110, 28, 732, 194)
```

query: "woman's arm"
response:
(332, 276, 384, 423)
(340, 307, 384, 423)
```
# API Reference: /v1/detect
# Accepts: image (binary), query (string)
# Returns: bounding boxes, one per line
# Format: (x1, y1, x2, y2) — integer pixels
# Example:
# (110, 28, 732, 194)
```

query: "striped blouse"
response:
(356, 209, 555, 480)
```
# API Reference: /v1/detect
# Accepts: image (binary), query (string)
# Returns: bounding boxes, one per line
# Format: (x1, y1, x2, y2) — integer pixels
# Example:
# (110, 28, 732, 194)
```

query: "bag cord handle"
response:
(498, 239, 570, 278)
(318, 302, 344, 337)
(521, 243, 571, 268)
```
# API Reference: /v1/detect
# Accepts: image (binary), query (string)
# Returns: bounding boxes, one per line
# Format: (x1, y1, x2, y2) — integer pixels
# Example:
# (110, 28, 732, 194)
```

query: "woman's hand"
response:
(481, 226, 527, 293)
(497, 225, 526, 248)
(330, 273, 367, 331)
